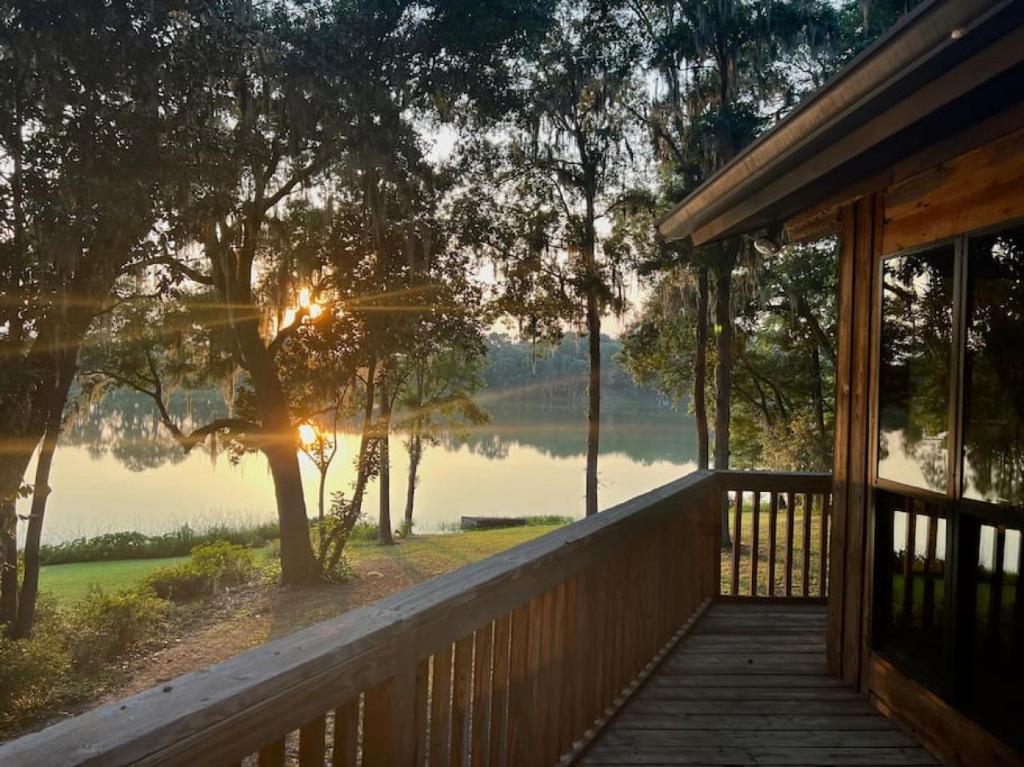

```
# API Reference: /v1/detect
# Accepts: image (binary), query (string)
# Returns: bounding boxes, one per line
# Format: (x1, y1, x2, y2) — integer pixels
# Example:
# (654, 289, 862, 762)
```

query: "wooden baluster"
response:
(768, 492, 778, 596)
(413, 659, 430, 765)
(429, 645, 454, 767)
(363, 679, 393, 767)
(488, 613, 512, 767)
(802, 493, 813, 596)
(258, 738, 286, 767)
(559, 578, 578, 758)
(299, 716, 326, 766)
(732, 490, 743, 596)
(922, 516, 938, 631)
(525, 596, 545, 763)
(506, 604, 531, 765)
(785, 492, 795, 597)
(902, 502, 917, 624)
(470, 623, 494, 767)
(332, 697, 359, 767)
(546, 583, 567, 763)
(819, 493, 830, 597)
(751, 491, 761, 596)
(450, 635, 473, 766)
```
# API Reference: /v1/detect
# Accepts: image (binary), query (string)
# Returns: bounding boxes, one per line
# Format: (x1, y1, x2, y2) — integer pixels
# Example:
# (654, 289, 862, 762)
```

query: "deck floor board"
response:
(579, 602, 937, 766)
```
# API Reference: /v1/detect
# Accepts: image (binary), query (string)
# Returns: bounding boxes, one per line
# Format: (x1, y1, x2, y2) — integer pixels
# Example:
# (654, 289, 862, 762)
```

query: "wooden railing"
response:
(718, 471, 833, 600)
(0, 471, 722, 766)
(0, 470, 833, 765)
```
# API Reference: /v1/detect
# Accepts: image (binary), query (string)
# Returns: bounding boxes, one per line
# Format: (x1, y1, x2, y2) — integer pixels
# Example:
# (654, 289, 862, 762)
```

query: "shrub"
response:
(38, 521, 280, 565)
(69, 587, 167, 670)
(348, 520, 379, 542)
(145, 542, 254, 602)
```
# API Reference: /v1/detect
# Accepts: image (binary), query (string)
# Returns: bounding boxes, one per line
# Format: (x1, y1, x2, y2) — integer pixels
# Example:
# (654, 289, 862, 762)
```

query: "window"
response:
(963, 224, 1024, 505)
(963, 521, 1023, 751)
(873, 221, 1024, 742)
(873, 490, 949, 691)
(877, 245, 956, 492)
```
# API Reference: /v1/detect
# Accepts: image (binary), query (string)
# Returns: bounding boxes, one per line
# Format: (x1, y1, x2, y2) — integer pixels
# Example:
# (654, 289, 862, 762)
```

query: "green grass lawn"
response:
(39, 556, 190, 602)
(39, 525, 565, 603)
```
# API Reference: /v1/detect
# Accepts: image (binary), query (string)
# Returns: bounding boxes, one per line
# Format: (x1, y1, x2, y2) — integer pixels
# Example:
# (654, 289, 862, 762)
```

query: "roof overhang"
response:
(657, 0, 1024, 246)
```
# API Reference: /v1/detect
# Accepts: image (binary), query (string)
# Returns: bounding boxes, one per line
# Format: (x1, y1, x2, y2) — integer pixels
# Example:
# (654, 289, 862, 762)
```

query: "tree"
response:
(396, 323, 488, 531)
(467, 0, 643, 516)
(0, 0, 202, 636)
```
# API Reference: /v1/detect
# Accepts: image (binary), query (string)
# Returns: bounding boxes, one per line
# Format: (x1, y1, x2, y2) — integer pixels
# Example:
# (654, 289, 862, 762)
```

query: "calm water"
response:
(28, 396, 698, 544)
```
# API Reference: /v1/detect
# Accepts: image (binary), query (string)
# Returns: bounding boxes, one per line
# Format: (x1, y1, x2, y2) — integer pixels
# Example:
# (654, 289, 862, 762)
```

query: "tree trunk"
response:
(377, 376, 394, 546)
(404, 430, 422, 529)
(585, 286, 601, 517)
(350, 360, 378, 522)
(811, 344, 828, 465)
(0, 500, 17, 629)
(694, 265, 710, 470)
(11, 350, 75, 639)
(714, 261, 735, 549)
(316, 466, 328, 561)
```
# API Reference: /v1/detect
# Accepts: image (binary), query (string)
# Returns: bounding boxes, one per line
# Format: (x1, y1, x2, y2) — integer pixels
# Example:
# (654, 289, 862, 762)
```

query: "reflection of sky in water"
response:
(22, 414, 697, 544)
(878, 429, 947, 492)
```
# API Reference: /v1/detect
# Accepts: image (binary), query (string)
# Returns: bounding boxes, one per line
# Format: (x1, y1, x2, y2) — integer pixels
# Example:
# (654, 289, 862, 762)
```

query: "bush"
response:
(38, 521, 280, 565)
(145, 542, 255, 602)
(0, 596, 72, 729)
(69, 587, 167, 670)
(348, 520, 379, 542)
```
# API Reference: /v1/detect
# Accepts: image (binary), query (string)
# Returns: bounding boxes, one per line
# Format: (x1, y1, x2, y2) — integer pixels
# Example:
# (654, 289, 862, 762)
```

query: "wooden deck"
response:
(580, 601, 937, 766)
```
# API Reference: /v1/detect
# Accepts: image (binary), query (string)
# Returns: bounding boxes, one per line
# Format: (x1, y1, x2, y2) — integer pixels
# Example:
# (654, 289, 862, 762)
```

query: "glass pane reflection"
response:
(963, 225, 1024, 506)
(877, 246, 956, 492)
(967, 524, 1023, 751)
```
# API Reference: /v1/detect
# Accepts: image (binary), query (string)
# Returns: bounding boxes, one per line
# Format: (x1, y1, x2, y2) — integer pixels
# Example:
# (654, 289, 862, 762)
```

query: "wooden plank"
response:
(505, 604, 531, 765)
(594, 728, 921, 748)
(717, 471, 832, 494)
(882, 127, 1024, 253)
(635, 687, 859, 702)
(487, 614, 512, 767)
(609, 714, 896, 731)
(828, 204, 857, 677)
(869, 655, 1021, 767)
(298, 716, 326, 766)
(820, 493, 830, 598)
(802, 494, 813, 596)
(428, 645, 453, 767)
(412, 659, 430, 765)
(449, 635, 473, 766)
(257, 738, 286, 767)
(362, 679, 392, 767)
(469, 624, 493, 767)
(751, 491, 761, 596)
(768, 492, 778, 596)
(581, 745, 937, 765)
(732, 490, 743, 597)
(331, 698, 359, 767)
(785, 492, 795, 597)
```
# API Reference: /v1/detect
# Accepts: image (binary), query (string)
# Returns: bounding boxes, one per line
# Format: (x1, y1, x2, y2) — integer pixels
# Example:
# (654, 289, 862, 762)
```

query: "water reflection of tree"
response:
(63, 390, 228, 472)
(442, 404, 695, 465)
(878, 249, 954, 491)
(963, 227, 1024, 505)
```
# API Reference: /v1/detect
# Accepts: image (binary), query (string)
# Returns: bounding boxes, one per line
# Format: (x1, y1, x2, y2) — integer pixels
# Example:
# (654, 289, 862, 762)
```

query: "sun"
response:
(297, 423, 318, 446)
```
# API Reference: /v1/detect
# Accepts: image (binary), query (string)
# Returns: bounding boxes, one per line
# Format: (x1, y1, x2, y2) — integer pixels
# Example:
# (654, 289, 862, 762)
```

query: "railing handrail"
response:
(1, 471, 720, 765)
(717, 470, 832, 493)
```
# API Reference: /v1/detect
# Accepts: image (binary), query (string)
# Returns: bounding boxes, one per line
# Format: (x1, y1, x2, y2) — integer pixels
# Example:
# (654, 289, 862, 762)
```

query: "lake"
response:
(28, 394, 698, 544)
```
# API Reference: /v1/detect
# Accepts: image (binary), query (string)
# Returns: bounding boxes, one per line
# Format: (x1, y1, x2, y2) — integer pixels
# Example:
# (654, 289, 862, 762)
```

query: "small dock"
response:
(581, 601, 937, 766)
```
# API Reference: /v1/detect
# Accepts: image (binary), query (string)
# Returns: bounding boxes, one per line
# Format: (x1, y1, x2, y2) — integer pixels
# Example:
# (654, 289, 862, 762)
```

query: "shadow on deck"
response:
(580, 601, 937, 766)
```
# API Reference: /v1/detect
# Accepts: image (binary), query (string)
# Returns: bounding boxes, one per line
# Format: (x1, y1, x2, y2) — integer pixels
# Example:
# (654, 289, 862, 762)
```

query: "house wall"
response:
(826, 121, 1024, 766)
